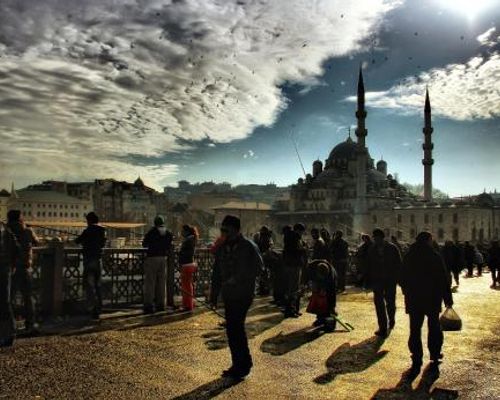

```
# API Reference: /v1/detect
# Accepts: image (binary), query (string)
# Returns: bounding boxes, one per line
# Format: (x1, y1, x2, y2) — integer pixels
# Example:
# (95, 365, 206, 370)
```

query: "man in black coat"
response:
(401, 231, 453, 376)
(75, 212, 107, 319)
(0, 222, 19, 347)
(330, 230, 349, 292)
(366, 228, 402, 337)
(210, 215, 263, 380)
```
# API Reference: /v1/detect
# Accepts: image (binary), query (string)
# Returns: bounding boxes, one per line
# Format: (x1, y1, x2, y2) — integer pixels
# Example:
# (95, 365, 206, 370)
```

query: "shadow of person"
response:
(260, 325, 325, 356)
(202, 312, 285, 351)
(314, 336, 388, 385)
(170, 377, 242, 400)
(370, 363, 459, 399)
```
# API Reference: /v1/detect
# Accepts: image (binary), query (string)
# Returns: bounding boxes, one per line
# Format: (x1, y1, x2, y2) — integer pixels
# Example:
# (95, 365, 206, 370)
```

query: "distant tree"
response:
(402, 182, 449, 199)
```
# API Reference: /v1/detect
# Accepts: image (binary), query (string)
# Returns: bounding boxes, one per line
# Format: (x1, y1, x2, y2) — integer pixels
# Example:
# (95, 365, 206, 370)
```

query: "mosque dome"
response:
(328, 137, 358, 161)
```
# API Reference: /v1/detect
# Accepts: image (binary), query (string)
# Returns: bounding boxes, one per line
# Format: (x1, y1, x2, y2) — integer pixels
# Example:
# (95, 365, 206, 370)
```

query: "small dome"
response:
(367, 169, 387, 182)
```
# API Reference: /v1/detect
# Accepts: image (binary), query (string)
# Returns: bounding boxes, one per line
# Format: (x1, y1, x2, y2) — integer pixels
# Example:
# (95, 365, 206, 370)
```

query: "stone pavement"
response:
(0, 274, 498, 400)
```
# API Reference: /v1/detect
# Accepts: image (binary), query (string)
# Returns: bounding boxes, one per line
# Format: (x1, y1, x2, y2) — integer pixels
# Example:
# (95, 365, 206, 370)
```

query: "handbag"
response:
(440, 307, 462, 331)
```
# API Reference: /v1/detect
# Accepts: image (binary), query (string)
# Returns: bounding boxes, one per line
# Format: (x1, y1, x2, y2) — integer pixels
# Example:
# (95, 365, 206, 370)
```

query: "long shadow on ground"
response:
(370, 363, 459, 399)
(260, 325, 330, 356)
(170, 377, 242, 400)
(314, 336, 388, 384)
(202, 312, 285, 351)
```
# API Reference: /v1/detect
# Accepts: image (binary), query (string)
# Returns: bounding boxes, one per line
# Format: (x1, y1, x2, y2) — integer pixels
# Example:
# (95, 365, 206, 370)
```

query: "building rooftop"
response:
(16, 190, 91, 204)
(212, 201, 272, 211)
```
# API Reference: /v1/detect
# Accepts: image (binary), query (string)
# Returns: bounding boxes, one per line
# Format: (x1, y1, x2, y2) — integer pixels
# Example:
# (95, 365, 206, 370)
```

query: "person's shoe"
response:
(374, 329, 388, 338)
(0, 336, 14, 348)
(405, 361, 422, 380)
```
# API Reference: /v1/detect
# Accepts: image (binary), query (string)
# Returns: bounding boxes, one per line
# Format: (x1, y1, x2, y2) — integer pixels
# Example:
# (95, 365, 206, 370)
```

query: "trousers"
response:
(83, 259, 102, 314)
(224, 297, 253, 372)
(373, 283, 396, 331)
(408, 311, 443, 364)
(144, 256, 167, 310)
(180, 263, 197, 310)
(285, 267, 302, 314)
(11, 267, 35, 325)
(0, 268, 15, 341)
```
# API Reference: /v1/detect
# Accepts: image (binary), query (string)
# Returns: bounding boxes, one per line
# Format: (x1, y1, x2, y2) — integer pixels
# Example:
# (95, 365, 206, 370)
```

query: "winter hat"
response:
(154, 215, 165, 227)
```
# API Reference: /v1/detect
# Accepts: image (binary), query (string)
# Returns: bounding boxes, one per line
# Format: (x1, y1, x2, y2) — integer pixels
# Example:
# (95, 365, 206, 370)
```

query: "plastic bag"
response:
(440, 307, 462, 331)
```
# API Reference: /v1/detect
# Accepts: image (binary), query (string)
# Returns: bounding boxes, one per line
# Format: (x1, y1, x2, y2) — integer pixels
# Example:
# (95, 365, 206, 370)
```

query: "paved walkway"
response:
(1, 274, 498, 399)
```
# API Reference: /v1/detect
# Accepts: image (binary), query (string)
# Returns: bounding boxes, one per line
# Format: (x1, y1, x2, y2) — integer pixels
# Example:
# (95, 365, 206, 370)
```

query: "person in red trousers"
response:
(179, 225, 198, 311)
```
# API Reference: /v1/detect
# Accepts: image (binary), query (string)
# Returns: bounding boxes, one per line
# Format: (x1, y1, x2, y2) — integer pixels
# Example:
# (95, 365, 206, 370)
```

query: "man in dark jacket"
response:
(7, 210, 39, 331)
(441, 240, 461, 287)
(464, 241, 475, 277)
(210, 215, 263, 379)
(356, 234, 372, 287)
(75, 212, 106, 319)
(282, 223, 308, 318)
(366, 228, 402, 337)
(0, 222, 19, 347)
(488, 240, 500, 288)
(330, 230, 349, 292)
(311, 228, 330, 261)
(142, 215, 173, 314)
(401, 231, 453, 376)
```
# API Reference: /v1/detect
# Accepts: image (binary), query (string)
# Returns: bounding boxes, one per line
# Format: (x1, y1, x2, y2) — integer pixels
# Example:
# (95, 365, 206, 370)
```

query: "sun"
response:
(438, 0, 497, 19)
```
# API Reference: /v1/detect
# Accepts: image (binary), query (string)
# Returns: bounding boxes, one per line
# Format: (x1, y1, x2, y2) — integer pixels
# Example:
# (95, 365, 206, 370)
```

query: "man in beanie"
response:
(401, 231, 453, 377)
(0, 221, 19, 347)
(366, 228, 402, 337)
(142, 215, 173, 314)
(7, 210, 39, 332)
(210, 215, 263, 380)
(75, 212, 106, 319)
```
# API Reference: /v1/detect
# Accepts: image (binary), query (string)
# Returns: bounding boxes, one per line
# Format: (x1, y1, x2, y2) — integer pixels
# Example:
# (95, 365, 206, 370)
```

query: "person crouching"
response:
(305, 260, 337, 331)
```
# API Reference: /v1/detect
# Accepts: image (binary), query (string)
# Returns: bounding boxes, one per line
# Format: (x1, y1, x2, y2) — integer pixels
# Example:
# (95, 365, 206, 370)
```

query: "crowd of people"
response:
(1, 209, 499, 383)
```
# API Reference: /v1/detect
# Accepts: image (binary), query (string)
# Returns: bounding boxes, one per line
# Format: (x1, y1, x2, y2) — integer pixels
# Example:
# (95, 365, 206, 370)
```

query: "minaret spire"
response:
(355, 65, 367, 148)
(422, 87, 434, 202)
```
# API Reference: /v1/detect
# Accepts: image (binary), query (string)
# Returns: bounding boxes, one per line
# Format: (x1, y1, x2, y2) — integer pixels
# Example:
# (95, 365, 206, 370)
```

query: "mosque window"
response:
(438, 228, 444, 240)
(424, 214, 429, 224)
(438, 214, 443, 223)
(472, 227, 477, 241)
(453, 228, 459, 241)
(453, 213, 458, 224)
(397, 214, 402, 223)
(410, 228, 416, 239)
(397, 230, 403, 240)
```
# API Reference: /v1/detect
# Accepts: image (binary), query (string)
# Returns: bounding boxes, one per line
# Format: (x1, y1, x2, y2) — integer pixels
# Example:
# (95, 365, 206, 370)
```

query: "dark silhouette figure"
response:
(463, 241, 475, 277)
(441, 240, 462, 287)
(311, 228, 331, 261)
(178, 224, 198, 311)
(210, 215, 263, 380)
(0, 221, 19, 347)
(488, 240, 500, 288)
(330, 230, 349, 292)
(366, 228, 402, 337)
(7, 210, 39, 331)
(319, 228, 332, 262)
(253, 226, 274, 296)
(356, 234, 372, 287)
(401, 231, 453, 376)
(282, 223, 308, 318)
(314, 336, 388, 384)
(75, 212, 106, 320)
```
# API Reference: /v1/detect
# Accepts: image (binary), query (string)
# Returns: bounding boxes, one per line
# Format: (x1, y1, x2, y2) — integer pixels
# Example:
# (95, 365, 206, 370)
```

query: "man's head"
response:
(282, 225, 292, 235)
(416, 231, 433, 246)
(311, 228, 320, 240)
(260, 225, 271, 238)
(320, 228, 330, 240)
(154, 215, 165, 227)
(7, 209, 21, 224)
(334, 230, 343, 239)
(85, 212, 99, 225)
(221, 215, 241, 241)
(372, 228, 385, 245)
(293, 223, 306, 237)
(361, 234, 371, 243)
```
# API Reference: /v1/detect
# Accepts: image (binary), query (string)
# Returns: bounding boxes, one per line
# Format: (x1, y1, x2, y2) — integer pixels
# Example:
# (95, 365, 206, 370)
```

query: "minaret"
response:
(355, 66, 367, 148)
(422, 88, 434, 202)
(354, 66, 368, 234)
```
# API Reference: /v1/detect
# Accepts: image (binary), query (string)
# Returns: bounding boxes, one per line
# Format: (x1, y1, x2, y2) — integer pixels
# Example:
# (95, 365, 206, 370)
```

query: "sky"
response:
(0, 0, 499, 196)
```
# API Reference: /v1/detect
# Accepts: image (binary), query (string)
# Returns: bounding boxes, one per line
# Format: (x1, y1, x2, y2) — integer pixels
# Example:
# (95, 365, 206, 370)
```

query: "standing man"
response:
(254, 226, 273, 296)
(75, 212, 106, 320)
(330, 230, 349, 292)
(210, 215, 263, 380)
(7, 210, 39, 332)
(311, 228, 330, 261)
(401, 231, 453, 376)
(488, 240, 500, 288)
(442, 240, 461, 287)
(142, 215, 173, 314)
(0, 221, 19, 347)
(464, 241, 475, 277)
(282, 223, 308, 318)
(366, 228, 402, 337)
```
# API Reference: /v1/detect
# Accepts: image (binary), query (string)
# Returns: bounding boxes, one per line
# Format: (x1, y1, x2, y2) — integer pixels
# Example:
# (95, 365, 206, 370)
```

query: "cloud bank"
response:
(356, 27, 500, 121)
(0, 0, 400, 189)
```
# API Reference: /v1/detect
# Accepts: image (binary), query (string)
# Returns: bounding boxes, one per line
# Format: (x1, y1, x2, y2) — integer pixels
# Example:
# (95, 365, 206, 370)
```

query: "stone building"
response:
(213, 201, 272, 238)
(272, 69, 499, 245)
(0, 188, 11, 222)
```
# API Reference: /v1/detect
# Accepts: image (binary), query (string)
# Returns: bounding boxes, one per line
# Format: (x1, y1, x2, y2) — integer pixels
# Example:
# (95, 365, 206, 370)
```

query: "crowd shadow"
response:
(260, 325, 328, 356)
(370, 363, 459, 399)
(202, 312, 285, 351)
(170, 377, 242, 400)
(314, 336, 388, 384)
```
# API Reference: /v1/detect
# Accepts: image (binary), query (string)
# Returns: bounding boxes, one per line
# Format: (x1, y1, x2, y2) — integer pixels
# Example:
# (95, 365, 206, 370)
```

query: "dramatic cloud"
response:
(354, 27, 500, 121)
(0, 0, 400, 189)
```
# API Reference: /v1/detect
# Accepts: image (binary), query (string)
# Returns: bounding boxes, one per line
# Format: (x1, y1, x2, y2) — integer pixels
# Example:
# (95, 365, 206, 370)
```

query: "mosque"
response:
(273, 69, 500, 244)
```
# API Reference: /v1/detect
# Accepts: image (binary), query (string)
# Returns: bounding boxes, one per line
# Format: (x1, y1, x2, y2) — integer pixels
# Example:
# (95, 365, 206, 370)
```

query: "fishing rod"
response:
(176, 285, 226, 320)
